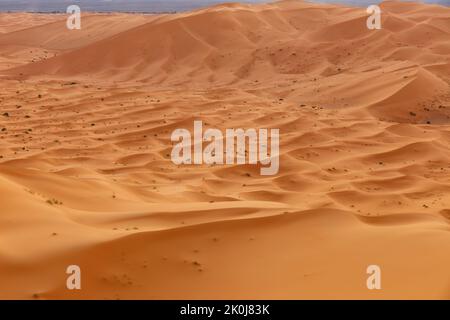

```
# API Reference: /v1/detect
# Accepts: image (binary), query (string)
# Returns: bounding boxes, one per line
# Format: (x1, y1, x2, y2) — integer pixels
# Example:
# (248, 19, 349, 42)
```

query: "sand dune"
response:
(0, 0, 449, 299)
(0, 13, 158, 70)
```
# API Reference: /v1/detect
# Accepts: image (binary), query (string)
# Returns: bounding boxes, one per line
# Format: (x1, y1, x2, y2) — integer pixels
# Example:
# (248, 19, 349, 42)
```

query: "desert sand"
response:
(0, 0, 449, 299)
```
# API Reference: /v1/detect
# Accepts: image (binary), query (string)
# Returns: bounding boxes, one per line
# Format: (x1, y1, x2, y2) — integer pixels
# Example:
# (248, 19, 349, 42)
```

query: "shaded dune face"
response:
(0, 1, 449, 300)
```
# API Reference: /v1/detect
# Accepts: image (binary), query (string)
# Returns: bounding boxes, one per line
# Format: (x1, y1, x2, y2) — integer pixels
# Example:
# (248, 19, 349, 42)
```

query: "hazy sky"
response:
(0, 0, 447, 12)
(310, 0, 448, 5)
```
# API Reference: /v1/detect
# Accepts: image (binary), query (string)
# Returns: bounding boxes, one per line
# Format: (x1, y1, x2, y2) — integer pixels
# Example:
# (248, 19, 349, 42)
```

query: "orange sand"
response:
(0, 0, 449, 299)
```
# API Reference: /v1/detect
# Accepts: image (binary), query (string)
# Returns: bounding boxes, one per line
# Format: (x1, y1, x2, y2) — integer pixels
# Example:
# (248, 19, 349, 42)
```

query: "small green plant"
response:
(46, 198, 63, 205)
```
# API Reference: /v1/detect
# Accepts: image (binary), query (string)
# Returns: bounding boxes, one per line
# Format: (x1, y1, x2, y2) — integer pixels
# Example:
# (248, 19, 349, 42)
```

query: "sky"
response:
(0, 0, 447, 12)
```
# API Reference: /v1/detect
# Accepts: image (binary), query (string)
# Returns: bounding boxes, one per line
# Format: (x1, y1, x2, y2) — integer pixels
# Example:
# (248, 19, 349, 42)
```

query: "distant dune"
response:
(0, 0, 449, 299)
(4, 0, 449, 122)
